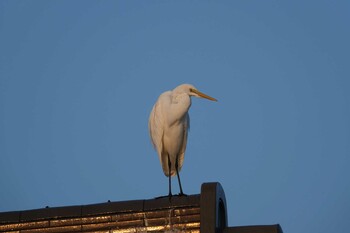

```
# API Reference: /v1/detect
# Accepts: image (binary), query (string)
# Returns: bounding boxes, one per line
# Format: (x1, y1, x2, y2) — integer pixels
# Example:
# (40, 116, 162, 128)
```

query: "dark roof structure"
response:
(0, 182, 282, 233)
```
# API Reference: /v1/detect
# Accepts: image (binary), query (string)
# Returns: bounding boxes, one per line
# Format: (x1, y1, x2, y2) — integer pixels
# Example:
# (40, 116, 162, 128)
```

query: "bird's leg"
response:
(175, 158, 185, 196)
(168, 154, 172, 197)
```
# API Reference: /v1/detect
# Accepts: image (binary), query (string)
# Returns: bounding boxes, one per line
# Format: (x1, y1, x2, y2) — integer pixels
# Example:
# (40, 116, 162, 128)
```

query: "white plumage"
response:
(149, 84, 217, 196)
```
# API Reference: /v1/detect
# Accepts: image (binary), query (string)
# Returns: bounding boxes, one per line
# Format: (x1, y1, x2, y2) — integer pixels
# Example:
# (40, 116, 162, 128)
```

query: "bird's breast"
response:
(167, 97, 191, 127)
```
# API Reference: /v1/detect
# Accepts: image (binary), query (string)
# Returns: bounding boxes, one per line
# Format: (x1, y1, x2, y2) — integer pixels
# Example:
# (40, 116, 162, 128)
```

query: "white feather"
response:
(149, 84, 217, 179)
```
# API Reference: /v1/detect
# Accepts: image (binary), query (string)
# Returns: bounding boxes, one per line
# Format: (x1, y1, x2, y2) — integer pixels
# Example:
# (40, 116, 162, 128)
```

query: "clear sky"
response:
(1, 1, 349, 232)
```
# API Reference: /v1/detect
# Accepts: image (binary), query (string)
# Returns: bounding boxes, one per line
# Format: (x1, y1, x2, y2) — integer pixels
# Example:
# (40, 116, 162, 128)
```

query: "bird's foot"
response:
(155, 192, 173, 200)
(177, 192, 187, 197)
(155, 194, 171, 199)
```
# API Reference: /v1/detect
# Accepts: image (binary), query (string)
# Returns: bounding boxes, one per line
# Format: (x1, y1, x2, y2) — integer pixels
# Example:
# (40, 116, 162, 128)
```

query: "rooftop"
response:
(0, 182, 282, 233)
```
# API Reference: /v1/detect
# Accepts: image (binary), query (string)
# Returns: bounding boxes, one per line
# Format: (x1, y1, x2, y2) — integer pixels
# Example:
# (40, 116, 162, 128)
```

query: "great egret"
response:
(149, 84, 217, 196)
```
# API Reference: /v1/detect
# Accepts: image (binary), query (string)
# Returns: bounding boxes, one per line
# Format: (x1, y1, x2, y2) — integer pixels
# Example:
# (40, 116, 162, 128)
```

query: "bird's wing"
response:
(149, 102, 163, 157)
(177, 112, 190, 172)
(148, 92, 169, 162)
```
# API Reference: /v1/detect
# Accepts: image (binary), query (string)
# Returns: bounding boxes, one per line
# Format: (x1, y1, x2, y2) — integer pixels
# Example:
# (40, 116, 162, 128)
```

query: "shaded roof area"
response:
(0, 182, 282, 233)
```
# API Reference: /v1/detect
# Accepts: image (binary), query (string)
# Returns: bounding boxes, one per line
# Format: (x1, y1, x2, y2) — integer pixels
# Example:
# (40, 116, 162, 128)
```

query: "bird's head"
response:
(174, 84, 217, 101)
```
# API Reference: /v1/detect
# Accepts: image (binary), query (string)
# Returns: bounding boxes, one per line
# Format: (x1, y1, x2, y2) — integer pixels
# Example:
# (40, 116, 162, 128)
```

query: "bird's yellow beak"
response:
(190, 88, 217, 101)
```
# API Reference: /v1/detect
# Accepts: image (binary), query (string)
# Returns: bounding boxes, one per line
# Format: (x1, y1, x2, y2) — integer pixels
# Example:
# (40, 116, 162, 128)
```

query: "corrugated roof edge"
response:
(0, 194, 200, 224)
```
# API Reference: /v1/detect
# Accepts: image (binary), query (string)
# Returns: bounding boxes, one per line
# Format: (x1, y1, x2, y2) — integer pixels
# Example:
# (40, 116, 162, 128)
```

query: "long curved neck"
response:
(168, 93, 191, 126)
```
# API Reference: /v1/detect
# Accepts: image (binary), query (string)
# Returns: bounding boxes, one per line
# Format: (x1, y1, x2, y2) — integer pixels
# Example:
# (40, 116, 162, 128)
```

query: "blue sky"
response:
(1, 1, 349, 232)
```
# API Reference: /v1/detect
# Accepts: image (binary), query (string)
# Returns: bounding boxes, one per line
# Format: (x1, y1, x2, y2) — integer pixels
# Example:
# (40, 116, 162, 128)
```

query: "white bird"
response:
(149, 84, 217, 196)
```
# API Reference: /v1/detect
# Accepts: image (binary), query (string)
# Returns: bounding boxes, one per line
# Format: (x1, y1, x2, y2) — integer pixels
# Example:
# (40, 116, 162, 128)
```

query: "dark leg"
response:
(167, 154, 172, 197)
(175, 158, 184, 195)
